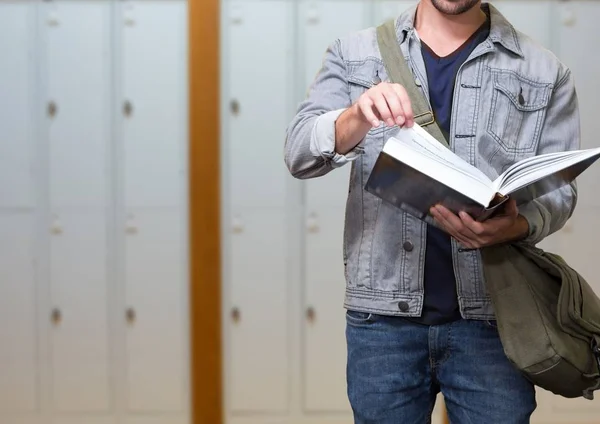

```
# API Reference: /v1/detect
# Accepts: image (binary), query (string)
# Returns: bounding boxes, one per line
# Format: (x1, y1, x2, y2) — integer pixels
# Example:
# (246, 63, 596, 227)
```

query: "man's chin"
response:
(430, 0, 481, 16)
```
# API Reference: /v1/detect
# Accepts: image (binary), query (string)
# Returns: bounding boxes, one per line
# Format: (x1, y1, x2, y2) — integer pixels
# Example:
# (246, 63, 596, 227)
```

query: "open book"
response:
(365, 123, 600, 222)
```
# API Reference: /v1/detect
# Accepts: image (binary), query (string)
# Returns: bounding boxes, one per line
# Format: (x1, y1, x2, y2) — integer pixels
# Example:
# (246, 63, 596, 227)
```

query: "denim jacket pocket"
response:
(487, 69, 552, 154)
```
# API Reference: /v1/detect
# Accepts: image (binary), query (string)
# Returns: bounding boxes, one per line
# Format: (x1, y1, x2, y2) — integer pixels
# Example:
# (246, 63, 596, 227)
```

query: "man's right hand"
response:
(335, 82, 414, 155)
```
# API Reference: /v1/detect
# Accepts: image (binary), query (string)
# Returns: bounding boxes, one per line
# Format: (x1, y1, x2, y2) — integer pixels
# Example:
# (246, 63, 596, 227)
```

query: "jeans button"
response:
(403, 241, 414, 252)
(398, 301, 409, 312)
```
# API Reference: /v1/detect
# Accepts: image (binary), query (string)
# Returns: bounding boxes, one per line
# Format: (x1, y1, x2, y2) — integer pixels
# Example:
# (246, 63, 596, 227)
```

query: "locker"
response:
(493, 0, 554, 49)
(123, 209, 187, 413)
(0, 2, 36, 209)
(554, 0, 600, 208)
(119, 1, 189, 415)
(120, 0, 188, 209)
(43, 1, 112, 412)
(44, 1, 111, 211)
(226, 0, 293, 210)
(298, 0, 369, 413)
(303, 210, 349, 413)
(228, 209, 289, 413)
(0, 212, 38, 412)
(49, 211, 110, 412)
(225, 2, 292, 412)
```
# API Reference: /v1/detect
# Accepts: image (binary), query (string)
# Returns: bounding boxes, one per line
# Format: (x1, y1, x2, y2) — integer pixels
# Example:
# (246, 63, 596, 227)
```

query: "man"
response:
(284, 0, 580, 423)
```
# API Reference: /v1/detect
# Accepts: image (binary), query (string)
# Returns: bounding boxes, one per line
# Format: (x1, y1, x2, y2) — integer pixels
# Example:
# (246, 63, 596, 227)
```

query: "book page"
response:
(493, 150, 575, 192)
(391, 124, 492, 184)
(497, 148, 600, 196)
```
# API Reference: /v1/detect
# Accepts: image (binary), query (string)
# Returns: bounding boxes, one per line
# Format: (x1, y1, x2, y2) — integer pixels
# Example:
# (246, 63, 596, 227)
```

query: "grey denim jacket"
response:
(284, 3, 580, 319)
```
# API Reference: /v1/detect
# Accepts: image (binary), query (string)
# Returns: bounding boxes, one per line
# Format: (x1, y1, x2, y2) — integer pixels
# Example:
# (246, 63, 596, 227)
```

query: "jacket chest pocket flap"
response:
(487, 69, 552, 154)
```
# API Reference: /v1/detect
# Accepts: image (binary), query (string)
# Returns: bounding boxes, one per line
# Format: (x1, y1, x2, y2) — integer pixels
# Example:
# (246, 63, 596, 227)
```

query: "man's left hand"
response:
(430, 198, 529, 249)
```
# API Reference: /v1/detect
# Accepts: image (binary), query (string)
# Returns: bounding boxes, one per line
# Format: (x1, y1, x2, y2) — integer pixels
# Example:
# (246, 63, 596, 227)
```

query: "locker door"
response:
(492, 1, 554, 49)
(554, 0, 600, 208)
(48, 212, 110, 412)
(0, 3, 38, 413)
(225, 0, 292, 414)
(118, 1, 189, 414)
(122, 210, 187, 413)
(120, 0, 187, 209)
(299, 0, 369, 414)
(0, 2, 36, 210)
(0, 213, 38, 412)
(43, 1, 112, 412)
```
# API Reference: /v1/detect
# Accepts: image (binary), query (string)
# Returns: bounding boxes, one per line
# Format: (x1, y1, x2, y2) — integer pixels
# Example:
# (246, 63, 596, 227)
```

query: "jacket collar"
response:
(395, 2, 524, 58)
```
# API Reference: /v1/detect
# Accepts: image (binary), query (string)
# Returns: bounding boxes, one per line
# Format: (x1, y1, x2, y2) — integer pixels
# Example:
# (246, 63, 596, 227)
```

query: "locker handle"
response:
(126, 307, 136, 324)
(51, 308, 62, 325)
(230, 99, 240, 116)
(231, 307, 241, 323)
(123, 100, 133, 117)
(47, 101, 58, 118)
(306, 306, 316, 323)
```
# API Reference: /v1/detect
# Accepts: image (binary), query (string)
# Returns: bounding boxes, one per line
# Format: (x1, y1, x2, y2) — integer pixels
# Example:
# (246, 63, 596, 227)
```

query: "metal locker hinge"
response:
(125, 213, 138, 234)
(50, 215, 63, 234)
(307, 4, 319, 24)
(47, 11, 60, 26)
(232, 216, 244, 234)
(231, 5, 243, 24)
(124, 7, 136, 27)
(561, 3, 576, 27)
(125, 223, 138, 234)
(306, 212, 319, 233)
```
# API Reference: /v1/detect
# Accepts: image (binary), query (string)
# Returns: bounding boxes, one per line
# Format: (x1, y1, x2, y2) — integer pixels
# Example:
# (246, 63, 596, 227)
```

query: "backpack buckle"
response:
(414, 111, 435, 127)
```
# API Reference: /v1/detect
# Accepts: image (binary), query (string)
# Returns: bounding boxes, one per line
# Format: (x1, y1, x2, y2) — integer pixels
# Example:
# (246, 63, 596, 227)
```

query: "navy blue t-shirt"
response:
(414, 19, 490, 325)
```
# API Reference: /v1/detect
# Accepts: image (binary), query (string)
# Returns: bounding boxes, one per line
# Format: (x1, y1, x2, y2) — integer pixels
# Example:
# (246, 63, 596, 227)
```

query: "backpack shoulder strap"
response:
(376, 19, 448, 147)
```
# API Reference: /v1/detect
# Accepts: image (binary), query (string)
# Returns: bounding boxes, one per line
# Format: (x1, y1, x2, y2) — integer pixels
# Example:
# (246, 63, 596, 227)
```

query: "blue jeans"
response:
(346, 311, 536, 424)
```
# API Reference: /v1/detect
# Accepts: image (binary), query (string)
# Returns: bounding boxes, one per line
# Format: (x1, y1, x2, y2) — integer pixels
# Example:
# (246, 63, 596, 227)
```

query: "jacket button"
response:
(398, 301, 410, 312)
(403, 241, 414, 252)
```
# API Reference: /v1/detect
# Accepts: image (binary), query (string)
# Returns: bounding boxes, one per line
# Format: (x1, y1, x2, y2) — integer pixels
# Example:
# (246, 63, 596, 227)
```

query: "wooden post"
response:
(189, 0, 222, 423)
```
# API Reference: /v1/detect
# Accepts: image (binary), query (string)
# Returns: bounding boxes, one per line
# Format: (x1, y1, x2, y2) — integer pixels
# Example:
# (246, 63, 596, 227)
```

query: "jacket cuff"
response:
(309, 109, 364, 167)
(518, 201, 547, 244)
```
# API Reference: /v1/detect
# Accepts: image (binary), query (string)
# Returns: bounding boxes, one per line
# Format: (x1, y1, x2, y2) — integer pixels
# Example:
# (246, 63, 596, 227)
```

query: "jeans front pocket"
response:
(346, 309, 374, 325)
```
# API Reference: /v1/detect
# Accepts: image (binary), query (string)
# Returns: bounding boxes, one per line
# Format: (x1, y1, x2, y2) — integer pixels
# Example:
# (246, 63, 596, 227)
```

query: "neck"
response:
(415, 1, 486, 52)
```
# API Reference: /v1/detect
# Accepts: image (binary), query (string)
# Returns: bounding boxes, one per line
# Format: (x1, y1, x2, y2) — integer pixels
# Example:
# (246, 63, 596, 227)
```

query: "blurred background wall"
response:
(0, 1, 190, 423)
(0, 1, 599, 424)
